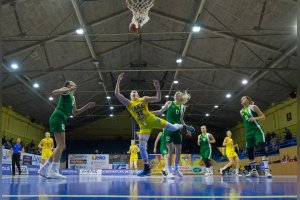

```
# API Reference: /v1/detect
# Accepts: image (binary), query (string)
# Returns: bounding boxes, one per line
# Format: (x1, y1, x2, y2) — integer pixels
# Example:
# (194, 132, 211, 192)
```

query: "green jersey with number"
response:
(166, 101, 183, 124)
(240, 106, 263, 134)
(55, 93, 75, 117)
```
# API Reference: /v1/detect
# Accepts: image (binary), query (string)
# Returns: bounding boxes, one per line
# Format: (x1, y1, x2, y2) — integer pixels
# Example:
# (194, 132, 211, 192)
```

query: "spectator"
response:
(265, 132, 272, 145)
(283, 128, 293, 141)
(11, 138, 25, 176)
(2, 136, 7, 145)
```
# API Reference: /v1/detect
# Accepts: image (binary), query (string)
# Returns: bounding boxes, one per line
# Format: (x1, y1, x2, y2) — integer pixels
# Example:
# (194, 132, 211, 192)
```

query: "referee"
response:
(11, 138, 24, 176)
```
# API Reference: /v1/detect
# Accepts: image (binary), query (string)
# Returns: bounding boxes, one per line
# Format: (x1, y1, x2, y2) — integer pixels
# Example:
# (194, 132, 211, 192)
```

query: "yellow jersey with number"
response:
(41, 138, 54, 150)
(128, 98, 167, 134)
(225, 137, 238, 158)
(128, 98, 154, 122)
(129, 145, 139, 155)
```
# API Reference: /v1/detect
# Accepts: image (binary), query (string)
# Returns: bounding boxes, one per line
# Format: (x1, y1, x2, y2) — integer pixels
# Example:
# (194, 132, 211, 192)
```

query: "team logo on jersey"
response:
(166, 136, 170, 142)
(61, 124, 65, 131)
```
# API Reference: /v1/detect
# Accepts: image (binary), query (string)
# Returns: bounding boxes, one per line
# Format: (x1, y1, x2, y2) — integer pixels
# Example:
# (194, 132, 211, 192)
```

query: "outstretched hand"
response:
(153, 80, 160, 88)
(117, 73, 125, 82)
(87, 102, 96, 108)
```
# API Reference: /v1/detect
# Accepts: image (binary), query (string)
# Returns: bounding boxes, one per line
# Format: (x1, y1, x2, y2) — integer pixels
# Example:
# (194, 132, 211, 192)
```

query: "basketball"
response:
(129, 22, 140, 33)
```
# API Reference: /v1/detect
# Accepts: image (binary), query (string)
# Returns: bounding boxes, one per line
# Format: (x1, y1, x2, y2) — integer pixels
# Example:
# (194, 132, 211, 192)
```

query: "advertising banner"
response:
(68, 154, 109, 169)
(79, 168, 102, 175)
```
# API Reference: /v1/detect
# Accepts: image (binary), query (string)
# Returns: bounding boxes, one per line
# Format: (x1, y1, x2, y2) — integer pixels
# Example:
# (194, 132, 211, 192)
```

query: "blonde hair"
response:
(181, 90, 191, 105)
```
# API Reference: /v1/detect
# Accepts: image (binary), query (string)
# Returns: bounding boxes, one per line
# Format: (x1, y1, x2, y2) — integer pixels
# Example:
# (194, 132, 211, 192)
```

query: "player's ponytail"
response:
(181, 90, 191, 105)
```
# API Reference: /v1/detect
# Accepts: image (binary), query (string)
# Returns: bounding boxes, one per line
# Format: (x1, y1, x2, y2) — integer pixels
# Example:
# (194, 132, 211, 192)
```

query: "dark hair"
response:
(65, 81, 71, 87)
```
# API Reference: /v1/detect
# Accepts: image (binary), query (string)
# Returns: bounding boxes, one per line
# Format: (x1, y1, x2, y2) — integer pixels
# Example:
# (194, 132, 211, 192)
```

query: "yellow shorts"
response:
(41, 149, 52, 159)
(130, 154, 138, 162)
(138, 116, 167, 135)
(226, 150, 238, 158)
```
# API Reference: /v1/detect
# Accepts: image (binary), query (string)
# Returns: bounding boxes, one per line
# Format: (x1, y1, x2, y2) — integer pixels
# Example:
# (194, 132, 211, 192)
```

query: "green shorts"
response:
(160, 132, 168, 157)
(164, 130, 182, 145)
(245, 129, 265, 148)
(49, 110, 68, 134)
(200, 147, 212, 160)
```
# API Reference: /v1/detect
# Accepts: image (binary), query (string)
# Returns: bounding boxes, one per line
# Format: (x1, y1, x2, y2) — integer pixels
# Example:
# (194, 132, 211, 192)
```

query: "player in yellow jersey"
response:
(115, 73, 195, 176)
(127, 140, 140, 173)
(38, 132, 54, 166)
(219, 131, 241, 176)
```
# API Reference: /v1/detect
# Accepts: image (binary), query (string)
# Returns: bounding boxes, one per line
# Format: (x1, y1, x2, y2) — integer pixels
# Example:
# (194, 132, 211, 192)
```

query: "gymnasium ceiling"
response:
(1, 0, 298, 135)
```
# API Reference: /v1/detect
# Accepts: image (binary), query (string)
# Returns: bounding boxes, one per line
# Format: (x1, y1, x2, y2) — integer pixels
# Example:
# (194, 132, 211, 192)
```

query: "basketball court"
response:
(1, 175, 297, 199)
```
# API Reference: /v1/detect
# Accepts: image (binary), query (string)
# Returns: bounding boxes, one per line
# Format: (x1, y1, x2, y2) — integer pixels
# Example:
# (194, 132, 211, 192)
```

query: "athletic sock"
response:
(41, 160, 52, 171)
(51, 162, 60, 173)
(250, 161, 257, 170)
(262, 156, 270, 169)
(174, 163, 179, 171)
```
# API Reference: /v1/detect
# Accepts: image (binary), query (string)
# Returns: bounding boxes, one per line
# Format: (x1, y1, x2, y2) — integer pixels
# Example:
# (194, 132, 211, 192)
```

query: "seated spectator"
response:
(283, 128, 293, 141)
(265, 132, 272, 145)
(2, 136, 7, 145)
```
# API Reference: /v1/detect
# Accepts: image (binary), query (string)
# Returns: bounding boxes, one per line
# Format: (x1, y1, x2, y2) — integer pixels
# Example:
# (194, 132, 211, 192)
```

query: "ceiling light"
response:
(226, 93, 231, 98)
(76, 28, 84, 35)
(33, 83, 39, 88)
(176, 58, 182, 63)
(11, 63, 18, 70)
(192, 26, 201, 32)
(242, 79, 248, 85)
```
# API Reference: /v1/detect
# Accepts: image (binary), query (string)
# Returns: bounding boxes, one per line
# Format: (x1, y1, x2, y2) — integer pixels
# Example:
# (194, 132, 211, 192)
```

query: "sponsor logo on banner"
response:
(112, 164, 128, 169)
(91, 155, 106, 160)
(60, 169, 79, 175)
(101, 169, 131, 175)
(2, 164, 12, 175)
(79, 168, 102, 175)
(22, 155, 32, 165)
(16, 166, 29, 175)
(27, 165, 40, 175)
(192, 166, 206, 174)
(70, 160, 87, 164)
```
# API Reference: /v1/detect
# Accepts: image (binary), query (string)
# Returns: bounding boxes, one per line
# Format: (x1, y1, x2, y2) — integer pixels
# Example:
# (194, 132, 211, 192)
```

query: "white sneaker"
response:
(246, 169, 259, 177)
(48, 171, 66, 179)
(166, 173, 175, 179)
(39, 167, 51, 178)
(173, 169, 183, 177)
(264, 169, 272, 178)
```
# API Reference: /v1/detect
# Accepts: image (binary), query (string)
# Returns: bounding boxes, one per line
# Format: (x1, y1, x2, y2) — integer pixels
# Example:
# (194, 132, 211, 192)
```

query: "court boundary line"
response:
(2, 195, 297, 199)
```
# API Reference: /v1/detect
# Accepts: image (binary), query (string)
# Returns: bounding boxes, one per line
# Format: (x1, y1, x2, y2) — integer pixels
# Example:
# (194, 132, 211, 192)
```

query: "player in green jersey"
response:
(197, 125, 216, 176)
(39, 81, 95, 179)
(240, 96, 272, 178)
(153, 131, 168, 177)
(152, 91, 191, 178)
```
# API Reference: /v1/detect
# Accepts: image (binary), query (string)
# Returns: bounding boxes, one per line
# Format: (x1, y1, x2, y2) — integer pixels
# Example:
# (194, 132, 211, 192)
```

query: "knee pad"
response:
(247, 147, 255, 160)
(256, 142, 266, 156)
(139, 141, 148, 160)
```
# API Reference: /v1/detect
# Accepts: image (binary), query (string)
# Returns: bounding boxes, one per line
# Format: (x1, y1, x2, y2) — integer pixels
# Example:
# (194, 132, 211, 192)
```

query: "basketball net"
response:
(126, 0, 154, 28)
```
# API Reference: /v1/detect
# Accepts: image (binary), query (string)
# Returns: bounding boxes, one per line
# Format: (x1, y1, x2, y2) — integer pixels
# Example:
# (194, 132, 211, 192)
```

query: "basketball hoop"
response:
(126, 0, 154, 29)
